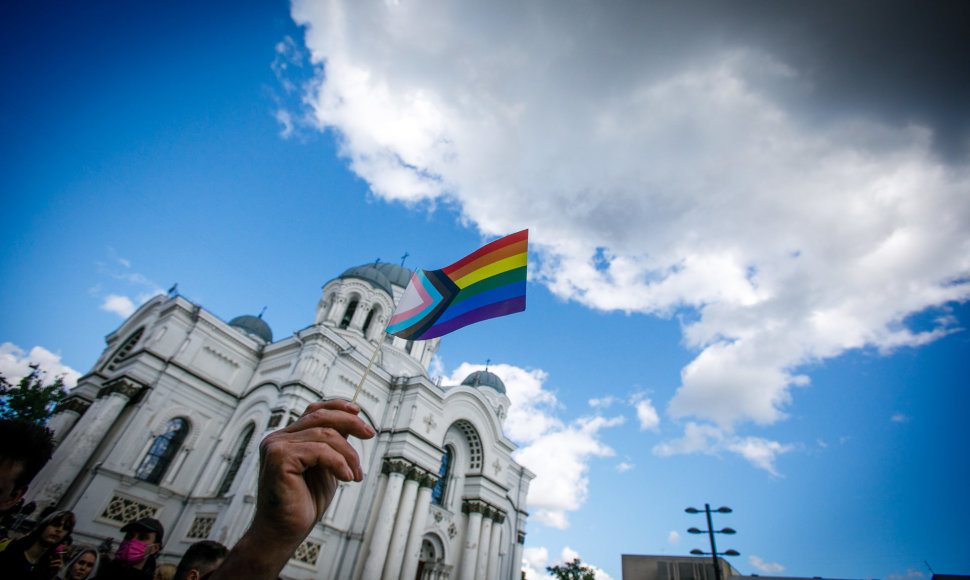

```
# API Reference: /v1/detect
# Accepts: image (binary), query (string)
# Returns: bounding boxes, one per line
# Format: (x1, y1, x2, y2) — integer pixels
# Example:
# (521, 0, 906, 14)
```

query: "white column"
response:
(401, 474, 435, 579)
(29, 379, 141, 506)
(485, 515, 503, 580)
(382, 467, 420, 580)
(475, 513, 493, 580)
(361, 460, 408, 580)
(512, 530, 526, 580)
(459, 501, 483, 580)
(46, 398, 91, 445)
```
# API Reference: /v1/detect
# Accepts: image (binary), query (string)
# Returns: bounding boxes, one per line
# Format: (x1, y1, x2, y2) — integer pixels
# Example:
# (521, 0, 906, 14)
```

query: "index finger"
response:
(284, 401, 375, 440)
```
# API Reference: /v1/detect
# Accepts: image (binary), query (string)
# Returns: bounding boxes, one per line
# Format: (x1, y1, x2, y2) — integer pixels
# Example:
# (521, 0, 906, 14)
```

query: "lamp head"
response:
(690, 549, 705, 556)
(718, 527, 736, 534)
(687, 527, 703, 534)
(724, 549, 740, 556)
(716, 506, 733, 513)
(685, 507, 701, 514)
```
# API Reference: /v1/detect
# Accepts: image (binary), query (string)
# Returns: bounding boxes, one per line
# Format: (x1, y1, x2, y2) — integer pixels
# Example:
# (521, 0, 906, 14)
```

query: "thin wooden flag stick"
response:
(352, 331, 386, 403)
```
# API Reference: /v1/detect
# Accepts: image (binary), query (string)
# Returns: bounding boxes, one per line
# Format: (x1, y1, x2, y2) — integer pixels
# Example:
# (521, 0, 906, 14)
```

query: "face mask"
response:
(115, 538, 150, 565)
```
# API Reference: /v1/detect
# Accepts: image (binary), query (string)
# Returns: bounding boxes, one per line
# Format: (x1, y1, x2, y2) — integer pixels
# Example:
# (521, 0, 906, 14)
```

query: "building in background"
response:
(28, 262, 533, 580)
(622, 554, 740, 580)
(621, 555, 873, 580)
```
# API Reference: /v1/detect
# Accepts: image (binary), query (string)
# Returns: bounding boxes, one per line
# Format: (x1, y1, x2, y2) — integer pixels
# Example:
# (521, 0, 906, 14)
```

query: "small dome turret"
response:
(461, 370, 506, 395)
(229, 314, 273, 343)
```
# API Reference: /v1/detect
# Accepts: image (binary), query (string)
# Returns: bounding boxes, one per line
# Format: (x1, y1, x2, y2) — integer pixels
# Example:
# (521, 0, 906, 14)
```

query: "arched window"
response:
(431, 446, 453, 505)
(135, 417, 189, 484)
(362, 307, 377, 337)
(455, 421, 483, 471)
(340, 299, 358, 329)
(217, 422, 255, 496)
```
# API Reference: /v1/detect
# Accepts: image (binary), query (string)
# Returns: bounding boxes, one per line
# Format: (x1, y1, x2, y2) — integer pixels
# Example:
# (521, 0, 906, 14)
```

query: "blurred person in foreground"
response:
(0, 419, 55, 515)
(208, 399, 374, 580)
(172, 540, 226, 580)
(0, 509, 76, 578)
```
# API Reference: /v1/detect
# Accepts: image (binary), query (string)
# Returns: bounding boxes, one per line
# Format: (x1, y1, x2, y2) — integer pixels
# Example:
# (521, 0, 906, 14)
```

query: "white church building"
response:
(28, 261, 534, 580)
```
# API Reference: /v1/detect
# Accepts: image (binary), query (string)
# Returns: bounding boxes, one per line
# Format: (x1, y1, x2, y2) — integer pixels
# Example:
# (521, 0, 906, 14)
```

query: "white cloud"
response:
(891, 413, 911, 423)
(100, 294, 136, 318)
(668, 531, 681, 545)
(93, 254, 166, 319)
(749, 556, 786, 574)
(653, 423, 793, 475)
(446, 362, 623, 529)
(635, 398, 661, 431)
(514, 414, 623, 528)
(522, 546, 548, 580)
(0, 342, 82, 389)
(616, 461, 634, 473)
(291, 1, 970, 452)
(589, 396, 620, 409)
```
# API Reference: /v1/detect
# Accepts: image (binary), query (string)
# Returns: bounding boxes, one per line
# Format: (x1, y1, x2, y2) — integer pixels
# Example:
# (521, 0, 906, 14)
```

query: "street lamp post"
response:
(686, 504, 739, 580)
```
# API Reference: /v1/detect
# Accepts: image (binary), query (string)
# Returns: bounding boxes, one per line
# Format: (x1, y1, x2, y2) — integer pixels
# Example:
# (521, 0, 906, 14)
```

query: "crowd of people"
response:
(1, 398, 375, 579)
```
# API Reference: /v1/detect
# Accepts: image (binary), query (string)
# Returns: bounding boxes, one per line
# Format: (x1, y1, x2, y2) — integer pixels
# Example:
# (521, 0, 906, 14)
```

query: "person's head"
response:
(154, 562, 177, 580)
(115, 518, 165, 568)
(174, 540, 228, 580)
(0, 419, 55, 511)
(59, 548, 100, 580)
(27, 510, 77, 548)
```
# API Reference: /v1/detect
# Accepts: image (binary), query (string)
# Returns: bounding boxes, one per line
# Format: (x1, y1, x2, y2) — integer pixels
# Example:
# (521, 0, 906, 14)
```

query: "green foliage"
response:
(0, 364, 68, 423)
(547, 558, 597, 580)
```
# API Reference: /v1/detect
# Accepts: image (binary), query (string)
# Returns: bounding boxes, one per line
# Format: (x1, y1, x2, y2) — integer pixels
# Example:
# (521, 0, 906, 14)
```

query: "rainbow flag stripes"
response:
(387, 230, 528, 340)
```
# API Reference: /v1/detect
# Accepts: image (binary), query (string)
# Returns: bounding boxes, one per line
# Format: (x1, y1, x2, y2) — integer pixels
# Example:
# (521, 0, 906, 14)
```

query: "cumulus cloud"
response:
(749, 556, 786, 575)
(891, 413, 911, 423)
(653, 422, 794, 475)
(290, 1, 970, 456)
(0, 342, 82, 389)
(446, 362, 622, 528)
(100, 294, 136, 318)
(634, 397, 661, 431)
(668, 531, 681, 545)
(521, 547, 549, 579)
(616, 461, 634, 473)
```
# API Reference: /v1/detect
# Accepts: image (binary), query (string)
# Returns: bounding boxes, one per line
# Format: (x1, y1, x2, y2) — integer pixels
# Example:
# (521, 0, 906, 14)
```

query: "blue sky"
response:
(2, 2, 969, 579)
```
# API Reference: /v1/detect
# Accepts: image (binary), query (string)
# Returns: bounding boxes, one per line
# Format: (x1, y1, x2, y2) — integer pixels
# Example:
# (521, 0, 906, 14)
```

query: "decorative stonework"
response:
(100, 494, 159, 525)
(267, 411, 284, 428)
(492, 459, 502, 476)
(97, 377, 143, 400)
(448, 523, 458, 539)
(56, 397, 91, 415)
(423, 414, 437, 434)
(292, 539, 321, 566)
(461, 499, 507, 523)
(187, 514, 216, 539)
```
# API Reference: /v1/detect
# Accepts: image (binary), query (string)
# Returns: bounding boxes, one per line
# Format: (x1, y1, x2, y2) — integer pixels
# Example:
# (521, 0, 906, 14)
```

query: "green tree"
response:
(0, 364, 68, 423)
(547, 558, 597, 580)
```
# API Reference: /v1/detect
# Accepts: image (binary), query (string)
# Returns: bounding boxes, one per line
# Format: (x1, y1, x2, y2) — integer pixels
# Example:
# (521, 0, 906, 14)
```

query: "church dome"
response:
(338, 262, 412, 296)
(229, 315, 273, 343)
(461, 370, 506, 394)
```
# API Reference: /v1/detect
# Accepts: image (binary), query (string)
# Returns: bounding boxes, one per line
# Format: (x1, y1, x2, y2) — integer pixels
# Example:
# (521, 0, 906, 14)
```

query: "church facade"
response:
(28, 262, 533, 580)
